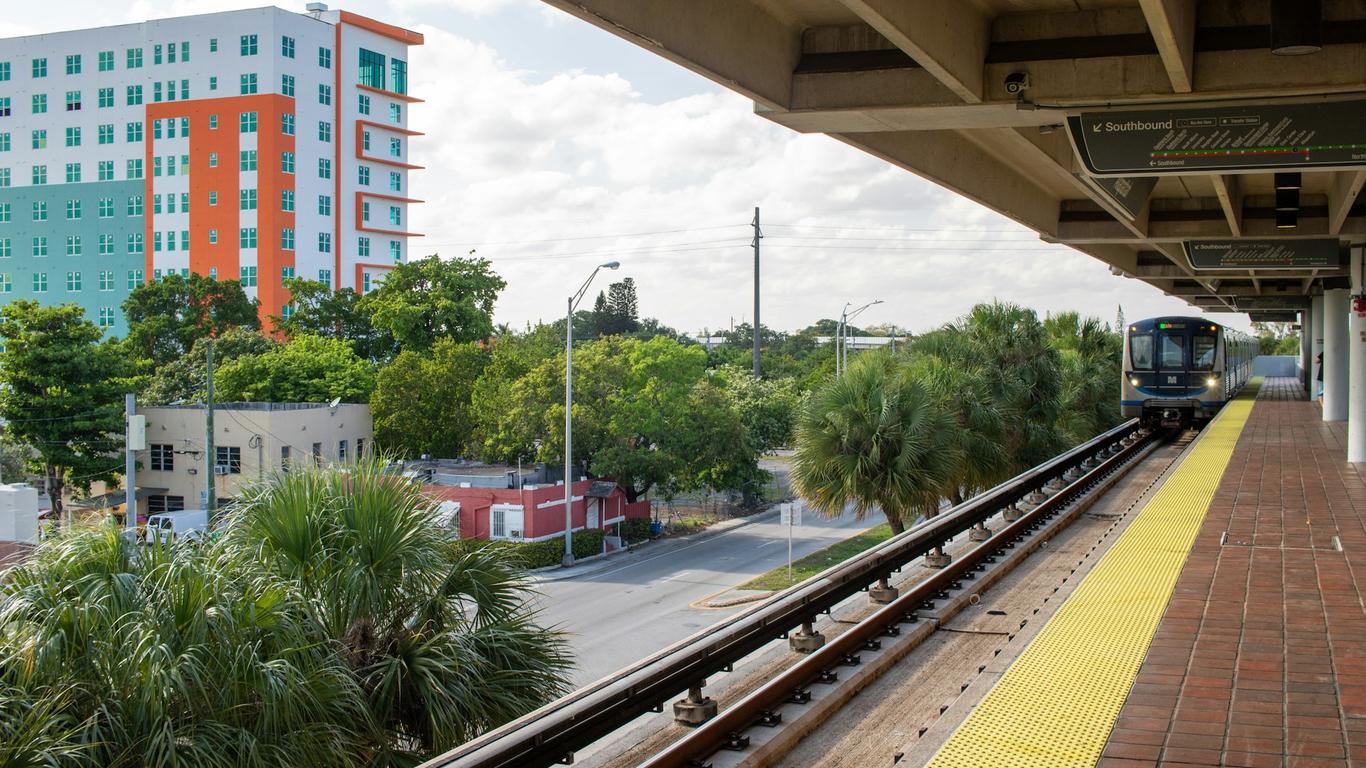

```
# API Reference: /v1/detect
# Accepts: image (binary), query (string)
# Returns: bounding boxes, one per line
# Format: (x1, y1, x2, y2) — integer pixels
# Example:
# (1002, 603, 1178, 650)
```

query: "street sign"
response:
(1184, 239, 1341, 270)
(1077, 173, 1156, 220)
(1068, 99, 1366, 175)
(779, 501, 803, 527)
(1234, 296, 1311, 311)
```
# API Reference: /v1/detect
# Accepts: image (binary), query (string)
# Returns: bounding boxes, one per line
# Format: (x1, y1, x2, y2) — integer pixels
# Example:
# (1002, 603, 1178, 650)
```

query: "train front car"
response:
(1122, 317, 1254, 427)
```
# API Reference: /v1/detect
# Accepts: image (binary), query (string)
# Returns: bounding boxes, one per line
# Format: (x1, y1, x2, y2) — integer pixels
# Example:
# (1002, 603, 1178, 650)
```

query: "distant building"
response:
(423, 477, 650, 548)
(134, 401, 371, 512)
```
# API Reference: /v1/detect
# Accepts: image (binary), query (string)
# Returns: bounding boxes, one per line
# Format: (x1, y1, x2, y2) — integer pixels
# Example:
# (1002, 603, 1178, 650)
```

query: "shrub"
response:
(457, 529, 607, 570)
(619, 518, 653, 544)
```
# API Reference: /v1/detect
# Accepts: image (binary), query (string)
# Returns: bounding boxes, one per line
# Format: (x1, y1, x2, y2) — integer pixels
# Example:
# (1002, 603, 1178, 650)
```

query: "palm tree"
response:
(1046, 312, 1123, 442)
(0, 460, 572, 766)
(792, 352, 957, 533)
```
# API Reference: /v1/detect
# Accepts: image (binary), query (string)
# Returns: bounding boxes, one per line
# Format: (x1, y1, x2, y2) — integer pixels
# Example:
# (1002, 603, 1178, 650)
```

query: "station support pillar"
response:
(1324, 289, 1350, 421)
(1312, 294, 1325, 402)
(1301, 306, 1312, 397)
(1350, 253, 1366, 462)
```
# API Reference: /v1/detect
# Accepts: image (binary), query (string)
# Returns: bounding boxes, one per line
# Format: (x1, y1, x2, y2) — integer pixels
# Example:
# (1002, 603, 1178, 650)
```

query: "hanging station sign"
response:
(1184, 239, 1341, 270)
(1068, 100, 1366, 175)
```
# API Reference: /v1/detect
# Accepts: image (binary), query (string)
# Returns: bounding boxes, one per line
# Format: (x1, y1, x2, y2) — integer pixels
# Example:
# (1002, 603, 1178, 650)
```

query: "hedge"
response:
(456, 529, 606, 570)
(619, 518, 653, 545)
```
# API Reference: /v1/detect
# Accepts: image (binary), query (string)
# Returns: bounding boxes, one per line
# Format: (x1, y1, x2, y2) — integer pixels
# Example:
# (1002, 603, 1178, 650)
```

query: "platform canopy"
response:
(542, 0, 1366, 321)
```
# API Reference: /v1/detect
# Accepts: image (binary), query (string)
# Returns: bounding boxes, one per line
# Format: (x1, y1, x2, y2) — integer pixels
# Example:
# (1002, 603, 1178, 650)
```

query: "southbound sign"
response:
(1068, 100, 1366, 175)
(1184, 239, 1341, 270)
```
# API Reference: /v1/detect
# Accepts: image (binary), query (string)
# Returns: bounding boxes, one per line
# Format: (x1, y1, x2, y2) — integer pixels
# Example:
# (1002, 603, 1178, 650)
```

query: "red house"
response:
(422, 478, 650, 546)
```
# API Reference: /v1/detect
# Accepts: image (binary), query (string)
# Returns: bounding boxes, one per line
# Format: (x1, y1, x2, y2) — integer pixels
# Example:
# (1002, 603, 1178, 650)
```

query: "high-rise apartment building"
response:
(0, 5, 422, 335)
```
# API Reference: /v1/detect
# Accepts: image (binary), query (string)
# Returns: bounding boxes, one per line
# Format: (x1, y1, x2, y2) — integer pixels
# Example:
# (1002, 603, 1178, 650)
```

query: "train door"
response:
(1154, 328, 1189, 392)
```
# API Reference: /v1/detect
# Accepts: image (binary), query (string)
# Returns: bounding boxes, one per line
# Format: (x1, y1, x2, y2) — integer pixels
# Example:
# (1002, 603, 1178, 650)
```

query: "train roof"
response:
(1126, 316, 1254, 340)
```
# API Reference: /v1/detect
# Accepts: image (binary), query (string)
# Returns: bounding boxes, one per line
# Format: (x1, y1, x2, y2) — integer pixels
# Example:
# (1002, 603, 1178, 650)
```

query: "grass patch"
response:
(739, 523, 894, 592)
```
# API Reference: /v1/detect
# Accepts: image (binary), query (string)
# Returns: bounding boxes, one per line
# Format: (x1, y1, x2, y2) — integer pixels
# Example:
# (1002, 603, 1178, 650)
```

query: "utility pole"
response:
(752, 206, 762, 377)
(205, 339, 216, 517)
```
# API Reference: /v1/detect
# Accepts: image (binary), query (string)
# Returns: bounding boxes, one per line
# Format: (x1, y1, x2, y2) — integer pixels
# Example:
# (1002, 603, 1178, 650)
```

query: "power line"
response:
(765, 223, 1035, 233)
(426, 224, 749, 248)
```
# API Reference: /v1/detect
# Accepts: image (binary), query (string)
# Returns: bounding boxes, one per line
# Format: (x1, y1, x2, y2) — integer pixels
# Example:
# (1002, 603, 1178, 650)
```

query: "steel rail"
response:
(421, 419, 1143, 768)
(638, 425, 1164, 768)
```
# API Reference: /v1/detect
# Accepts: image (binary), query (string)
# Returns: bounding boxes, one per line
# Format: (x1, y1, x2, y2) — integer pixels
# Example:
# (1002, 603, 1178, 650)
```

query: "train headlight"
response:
(1129, 377, 1139, 386)
(1206, 377, 1218, 388)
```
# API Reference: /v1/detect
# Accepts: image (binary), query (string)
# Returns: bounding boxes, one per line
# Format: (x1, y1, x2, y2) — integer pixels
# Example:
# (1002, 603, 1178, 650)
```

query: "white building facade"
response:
(0, 5, 421, 335)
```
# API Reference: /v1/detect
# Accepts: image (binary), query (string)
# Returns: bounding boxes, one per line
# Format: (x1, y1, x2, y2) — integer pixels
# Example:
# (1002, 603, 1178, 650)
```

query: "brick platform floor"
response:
(1101, 377, 1366, 768)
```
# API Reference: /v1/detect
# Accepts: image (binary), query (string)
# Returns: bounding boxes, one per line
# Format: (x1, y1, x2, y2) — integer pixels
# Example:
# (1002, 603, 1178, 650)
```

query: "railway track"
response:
(421, 421, 1171, 768)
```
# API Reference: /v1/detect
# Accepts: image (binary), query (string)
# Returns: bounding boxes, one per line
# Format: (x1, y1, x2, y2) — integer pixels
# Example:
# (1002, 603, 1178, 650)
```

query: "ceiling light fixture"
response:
(1276, 210, 1298, 229)
(1271, 0, 1323, 55)
(1274, 172, 1302, 190)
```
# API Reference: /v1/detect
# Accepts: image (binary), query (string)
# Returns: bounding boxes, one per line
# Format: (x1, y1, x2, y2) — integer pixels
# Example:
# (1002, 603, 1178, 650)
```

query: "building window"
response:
(180, 80, 189, 100)
(31, 95, 46, 115)
(318, 195, 331, 216)
(0, 98, 8, 117)
(95, 308, 113, 328)
(239, 111, 257, 133)
(240, 35, 258, 56)
(240, 228, 258, 249)
(318, 84, 332, 105)
(65, 236, 80, 258)
(98, 270, 114, 291)
(0, 169, 8, 187)
(280, 445, 291, 471)
(98, 160, 113, 181)
(209, 114, 218, 130)
(31, 202, 45, 222)
(208, 267, 217, 281)
(318, 268, 331, 285)
(388, 206, 401, 226)
(240, 73, 258, 95)
(281, 228, 295, 250)
(318, 121, 331, 142)
(358, 94, 370, 115)
(281, 113, 294, 135)
(362, 130, 371, 151)
(151, 444, 173, 471)
(31, 238, 46, 257)
(216, 446, 242, 474)
(281, 74, 294, 97)
(358, 237, 370, 257)
(31, 129, 45, 149)
(281, 266, 295, 281)
(358, 166, 370, 186)
(239, 266, 257, 286)
(0, 274, 10, 293)
(65, 127, 80, 147)
(281, 151, 294, 174)
(208, 191, 218, 206)
(240, 189, 257, 210)
(98, 234, 113, 256)
(153, 82, 162, 103)
(31, 58, 46, 78)
(0, 239, 8, 258)
(281, 190, 294, 212)
(281, 36, 295, 58)
(0, 204, 9, 223)
(65, 163, 80, 183)
(389, 137, 402, 158)
(98, 124, 113, 144)
(65, 54, 80, 75)
(389, 171, 402, 192)
(240, 150, 257, 171)
(126, 85, 143, 106)
(153, 44, 162, 65)
(0, 63, 9, 81)
(209, 38, 217, 53)
(128, 195, 144, 216)
(390, 241, 402, 261)
(391, 58, 407, 95)
(338, 440, 348, 461)
(362, 202, 370, 222)
(31, 165, 46, 185)
(358, 48, 386, 89)
(128, 233, 144, 254)
(318, 158, 331, 179)
(32, 273, 46, 293)
(127, 270, 143, 289)
(318, 233, 332, 253)
(208, 152, 218, 168)
(64, 200, 78, 220)
(95, 87, 116, 109)
(147, 495, 186, 514)
(208, 229, 218, 245)
(98, 50, 114, 72)
(98, 198, 113, 218)
(389, 103, 402, 124)
(126, 121, 143, 142)
(362, 272, 371, 294)
(318, 47, 331, 69)
(127, 159, 143, 179)
(126, 48, 142, 68)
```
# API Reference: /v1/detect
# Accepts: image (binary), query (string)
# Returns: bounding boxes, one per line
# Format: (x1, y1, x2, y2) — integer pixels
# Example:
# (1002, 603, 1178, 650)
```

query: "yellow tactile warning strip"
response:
(925, 380, 1261, 768)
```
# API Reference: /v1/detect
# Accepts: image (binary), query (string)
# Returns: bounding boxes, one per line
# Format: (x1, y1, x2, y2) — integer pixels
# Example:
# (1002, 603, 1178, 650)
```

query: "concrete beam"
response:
(1056, 210, 1366, 243)
(1138, 0, 1197, 93)
(540, 0, 799, 110)
(1329, 171, 1366, 235)
(836, 0, 989, 102)
(1209, 175, 1243, 236)
(832, 129, 1060, 236)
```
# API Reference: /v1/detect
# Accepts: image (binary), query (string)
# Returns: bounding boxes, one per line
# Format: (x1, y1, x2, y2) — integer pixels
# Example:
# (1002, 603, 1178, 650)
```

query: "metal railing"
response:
(422, 419, 1143, 768)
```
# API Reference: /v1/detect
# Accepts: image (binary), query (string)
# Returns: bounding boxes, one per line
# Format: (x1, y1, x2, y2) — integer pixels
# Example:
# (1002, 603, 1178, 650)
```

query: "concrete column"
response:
(1350, 251, 1366, 462)
(1324, 289, 1350, 421)
(1312, 294, 1325, 402)
(1301, 307, 1312, 396)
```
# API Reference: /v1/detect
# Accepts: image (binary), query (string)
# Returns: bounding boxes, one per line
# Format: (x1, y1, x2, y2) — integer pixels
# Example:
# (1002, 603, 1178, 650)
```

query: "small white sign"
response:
(780, 502, 803, 527)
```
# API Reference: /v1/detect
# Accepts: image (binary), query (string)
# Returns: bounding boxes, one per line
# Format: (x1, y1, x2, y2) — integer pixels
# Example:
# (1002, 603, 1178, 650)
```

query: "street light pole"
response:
(564, 260, 621, 567)
(841, 299, 883, 376)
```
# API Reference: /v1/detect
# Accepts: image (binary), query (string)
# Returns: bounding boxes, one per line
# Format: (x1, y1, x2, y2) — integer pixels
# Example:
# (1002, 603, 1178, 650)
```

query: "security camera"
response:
(1004, 72, 1030, 95)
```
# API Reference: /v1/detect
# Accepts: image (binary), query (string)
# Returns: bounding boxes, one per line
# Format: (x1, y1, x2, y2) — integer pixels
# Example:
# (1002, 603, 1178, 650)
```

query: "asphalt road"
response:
(531, 508, 878, 688)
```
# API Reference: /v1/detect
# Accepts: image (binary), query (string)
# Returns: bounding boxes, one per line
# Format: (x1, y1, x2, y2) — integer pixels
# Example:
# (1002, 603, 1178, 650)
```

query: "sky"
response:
(0, 0, 1245, 336)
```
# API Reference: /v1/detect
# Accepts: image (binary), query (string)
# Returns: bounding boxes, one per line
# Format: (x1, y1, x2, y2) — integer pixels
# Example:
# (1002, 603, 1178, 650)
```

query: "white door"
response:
(587, 499, 599, 528)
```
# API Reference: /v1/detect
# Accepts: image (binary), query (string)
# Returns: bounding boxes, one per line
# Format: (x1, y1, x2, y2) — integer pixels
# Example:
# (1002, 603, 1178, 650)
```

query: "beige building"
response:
(135, 403, 372, 512)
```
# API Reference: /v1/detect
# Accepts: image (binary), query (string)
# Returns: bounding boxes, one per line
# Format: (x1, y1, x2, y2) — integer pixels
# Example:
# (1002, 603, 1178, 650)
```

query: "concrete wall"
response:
(135, 402, 371, 507)
(1253, 355, 1299, 377)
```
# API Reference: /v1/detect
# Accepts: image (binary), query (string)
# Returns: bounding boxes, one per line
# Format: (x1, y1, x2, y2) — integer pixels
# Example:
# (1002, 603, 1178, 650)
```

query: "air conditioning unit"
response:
(214, 465, 230, 475)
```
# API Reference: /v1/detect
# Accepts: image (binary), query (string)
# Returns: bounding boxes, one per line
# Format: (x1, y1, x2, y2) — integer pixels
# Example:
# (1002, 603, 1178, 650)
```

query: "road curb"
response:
(699, 589, 774, 609)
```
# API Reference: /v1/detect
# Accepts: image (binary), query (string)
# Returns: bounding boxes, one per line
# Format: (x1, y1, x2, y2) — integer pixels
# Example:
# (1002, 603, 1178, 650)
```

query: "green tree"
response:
(140, 328, 279, 406)
(0, 302, 125, 525)
(791, 352, 957, 533)
(601, 278, 640, 336)
(711, 365, 801, 453)
(274, 278, 393, 361)
(0, 461, 571, 765)
(122, 273, 260, 367)
(373, 340, 487, 458)
(1045, 311, 1122, 443)
(470, 324, 565, 463)
(215, 335, 375, 403)
(360, 255, 506, 354)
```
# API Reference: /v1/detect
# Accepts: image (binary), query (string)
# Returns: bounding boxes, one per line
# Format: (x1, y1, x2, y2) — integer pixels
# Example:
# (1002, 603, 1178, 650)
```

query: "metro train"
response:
(1121, 316, 1257, 427)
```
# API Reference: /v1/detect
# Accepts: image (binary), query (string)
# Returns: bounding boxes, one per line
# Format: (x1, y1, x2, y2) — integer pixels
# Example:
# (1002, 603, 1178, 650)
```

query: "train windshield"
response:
(1158, 333, 1185, 369)
(1192, 334, 1217, 370)
(1129, 333, 1154, 369)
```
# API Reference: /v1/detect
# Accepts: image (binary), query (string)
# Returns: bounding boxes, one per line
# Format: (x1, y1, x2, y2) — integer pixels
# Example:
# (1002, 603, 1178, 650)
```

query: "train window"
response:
(1192, 334, 1216, 370)
(1129, 333, 1153, 369)
(1158, 333, 1185, 369)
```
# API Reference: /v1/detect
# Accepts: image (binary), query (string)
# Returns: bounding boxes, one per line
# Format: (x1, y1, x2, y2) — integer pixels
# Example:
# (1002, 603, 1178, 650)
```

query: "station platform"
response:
(925, 377, 1366, 768)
